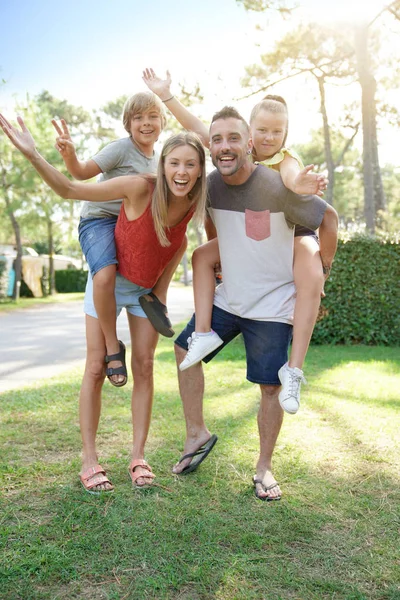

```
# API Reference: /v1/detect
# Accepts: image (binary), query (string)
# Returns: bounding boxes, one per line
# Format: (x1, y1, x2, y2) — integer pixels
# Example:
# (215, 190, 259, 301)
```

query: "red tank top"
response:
(115, 199, 195, 288)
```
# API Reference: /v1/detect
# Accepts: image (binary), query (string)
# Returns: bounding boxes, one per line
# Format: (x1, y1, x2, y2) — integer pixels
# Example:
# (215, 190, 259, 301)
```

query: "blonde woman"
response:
(0, 113, 206, 494)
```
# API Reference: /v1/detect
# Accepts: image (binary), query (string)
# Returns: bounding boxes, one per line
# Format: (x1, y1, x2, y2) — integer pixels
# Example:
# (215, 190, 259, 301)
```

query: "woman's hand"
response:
(0, 114, 37, 158)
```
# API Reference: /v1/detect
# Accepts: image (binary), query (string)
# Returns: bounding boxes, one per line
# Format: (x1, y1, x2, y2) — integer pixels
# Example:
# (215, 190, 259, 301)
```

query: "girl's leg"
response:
(291, 235, 324, 368)
(127, 312, 159, 486)
(278, 235, 324, 414)
(79, 315, 113, 491)
(178, 239, 224, 371)
(93, 264, 126, 386)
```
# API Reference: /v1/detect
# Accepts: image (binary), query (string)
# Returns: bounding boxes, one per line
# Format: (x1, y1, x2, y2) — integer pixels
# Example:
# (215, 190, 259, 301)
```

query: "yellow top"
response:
(257, 147, 304, 169)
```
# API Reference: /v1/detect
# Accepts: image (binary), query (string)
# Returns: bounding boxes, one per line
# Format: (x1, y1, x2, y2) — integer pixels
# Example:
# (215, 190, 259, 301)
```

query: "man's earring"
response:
(247, 149, 252, 154)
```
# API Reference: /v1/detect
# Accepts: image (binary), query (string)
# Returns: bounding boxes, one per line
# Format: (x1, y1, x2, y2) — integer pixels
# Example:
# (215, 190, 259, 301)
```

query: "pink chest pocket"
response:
(245, 209, 271, 241)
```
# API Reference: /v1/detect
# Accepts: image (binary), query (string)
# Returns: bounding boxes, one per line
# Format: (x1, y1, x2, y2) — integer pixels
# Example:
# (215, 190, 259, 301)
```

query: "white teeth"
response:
(174, 179, 188, 184)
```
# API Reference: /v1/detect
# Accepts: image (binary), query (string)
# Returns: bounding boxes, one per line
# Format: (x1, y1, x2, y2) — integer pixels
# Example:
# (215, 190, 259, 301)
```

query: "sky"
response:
(1, 0, 398, 164)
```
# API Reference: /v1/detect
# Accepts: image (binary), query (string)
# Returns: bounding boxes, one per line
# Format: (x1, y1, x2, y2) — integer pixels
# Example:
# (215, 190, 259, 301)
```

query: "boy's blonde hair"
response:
(122, 91, 167, 133)
(152, 132, 207, 247)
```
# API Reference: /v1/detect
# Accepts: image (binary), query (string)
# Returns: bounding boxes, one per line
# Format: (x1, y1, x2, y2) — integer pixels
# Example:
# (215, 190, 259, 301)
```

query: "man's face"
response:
(209, 118, 252, 178)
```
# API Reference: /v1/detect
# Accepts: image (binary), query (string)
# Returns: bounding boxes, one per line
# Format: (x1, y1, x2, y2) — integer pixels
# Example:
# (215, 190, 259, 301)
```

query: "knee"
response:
(132, 354, 154, 380)
(85, 357, 105, 383)
(295, 264, 324, 296)
(93, 268, 115, 292)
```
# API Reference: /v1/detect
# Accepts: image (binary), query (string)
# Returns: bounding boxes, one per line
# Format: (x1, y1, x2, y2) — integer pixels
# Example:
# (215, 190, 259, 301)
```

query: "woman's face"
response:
(251, 109, 287, 161)
(163, 144, 202, 198)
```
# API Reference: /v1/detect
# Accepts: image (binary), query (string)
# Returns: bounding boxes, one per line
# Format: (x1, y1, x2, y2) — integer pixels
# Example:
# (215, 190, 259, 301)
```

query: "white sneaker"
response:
(179, 331, 224, 371)
(278, 362, 307, 415)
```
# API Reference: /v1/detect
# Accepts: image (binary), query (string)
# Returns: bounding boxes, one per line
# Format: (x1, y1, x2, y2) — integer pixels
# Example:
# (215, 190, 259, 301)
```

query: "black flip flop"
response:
(176, 434, 218, 475)
(105, 340, 128, 388)
(139, 292, 175, 338)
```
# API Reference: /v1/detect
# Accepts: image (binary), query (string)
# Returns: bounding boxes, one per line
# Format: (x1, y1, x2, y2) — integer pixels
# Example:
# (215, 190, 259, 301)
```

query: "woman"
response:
(0, 113, 206, 493)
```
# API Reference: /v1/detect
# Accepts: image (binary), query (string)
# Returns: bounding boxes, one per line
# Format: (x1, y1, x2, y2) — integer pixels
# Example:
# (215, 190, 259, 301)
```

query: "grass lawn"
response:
(0, 334, 399, 600)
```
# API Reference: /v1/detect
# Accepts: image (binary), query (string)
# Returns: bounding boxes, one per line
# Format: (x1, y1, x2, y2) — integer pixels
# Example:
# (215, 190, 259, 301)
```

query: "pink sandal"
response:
(80, 464, 114, 495)
(128, 459, 155, 487)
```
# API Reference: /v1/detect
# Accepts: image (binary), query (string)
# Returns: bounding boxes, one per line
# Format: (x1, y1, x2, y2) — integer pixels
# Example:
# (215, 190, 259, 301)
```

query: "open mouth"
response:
(173, 179, 190, 190)
(218, 154, 236, 165)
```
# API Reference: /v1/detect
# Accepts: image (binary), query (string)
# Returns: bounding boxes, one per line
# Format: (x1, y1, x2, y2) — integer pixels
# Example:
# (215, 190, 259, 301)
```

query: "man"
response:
(172, 107, 338, 501)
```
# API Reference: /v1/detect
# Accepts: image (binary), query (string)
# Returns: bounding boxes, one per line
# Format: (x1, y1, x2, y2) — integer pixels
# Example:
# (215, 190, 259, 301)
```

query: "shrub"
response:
(55, 269, 87, 293)
(312, 234, 400, 346)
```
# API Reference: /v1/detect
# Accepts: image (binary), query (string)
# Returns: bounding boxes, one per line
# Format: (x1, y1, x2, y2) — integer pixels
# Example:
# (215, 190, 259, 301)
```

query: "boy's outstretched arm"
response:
(0, 114, 137, 203)
(51, 118, 101, 180)
(143, 68, 209, 148)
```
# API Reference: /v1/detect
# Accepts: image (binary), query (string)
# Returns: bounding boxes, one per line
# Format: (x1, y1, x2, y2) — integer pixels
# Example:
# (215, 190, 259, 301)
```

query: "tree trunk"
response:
(47, 216, 56, 295)
(3, 188, 22, 301)
(317, 76, 335, 206)
(354, 24, 386, 232)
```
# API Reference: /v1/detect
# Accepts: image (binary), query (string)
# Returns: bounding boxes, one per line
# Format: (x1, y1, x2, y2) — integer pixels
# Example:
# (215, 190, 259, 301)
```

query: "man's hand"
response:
(142, 68, 173, 101)
(51, 118, 76, 160)
(293, 165, 328, 197)
(0, 114, 37, 158)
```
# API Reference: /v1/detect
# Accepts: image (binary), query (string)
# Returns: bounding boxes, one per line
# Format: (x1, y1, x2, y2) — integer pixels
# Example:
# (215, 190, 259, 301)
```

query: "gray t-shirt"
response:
(80, 137, 159, 218)
(208, 164, 327, 324)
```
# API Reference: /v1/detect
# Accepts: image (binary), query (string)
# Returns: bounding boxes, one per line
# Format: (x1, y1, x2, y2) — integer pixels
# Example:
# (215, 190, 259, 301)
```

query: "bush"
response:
(55, 269, 87, 293)
(312, 234, 400, 346)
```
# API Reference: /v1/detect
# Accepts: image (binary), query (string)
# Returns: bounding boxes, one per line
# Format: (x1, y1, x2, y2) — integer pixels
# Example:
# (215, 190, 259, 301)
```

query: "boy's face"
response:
(130, 107, 162, 152)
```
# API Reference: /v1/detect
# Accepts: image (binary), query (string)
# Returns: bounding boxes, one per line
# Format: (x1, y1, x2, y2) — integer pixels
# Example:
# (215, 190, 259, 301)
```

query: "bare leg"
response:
(152, 235, 188, 305)
(172, 344, 212, 473)
(92, 264, 125, 385)
(192, 239, 220, 332)
(290, 236, 324, 369)
(127, 313, 159, 486)
(79, 315, 112, 491)
(254, 384, 284, 500)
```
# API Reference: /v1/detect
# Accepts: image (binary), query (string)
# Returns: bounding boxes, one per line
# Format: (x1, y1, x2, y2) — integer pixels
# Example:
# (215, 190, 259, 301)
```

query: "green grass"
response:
(0, 292, 85, 313)
(1, 335, 399, 600)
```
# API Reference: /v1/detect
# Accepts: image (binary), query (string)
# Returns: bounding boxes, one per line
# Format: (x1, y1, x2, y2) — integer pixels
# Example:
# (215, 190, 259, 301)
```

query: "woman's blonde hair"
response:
(250, 95, 289, 160)
(151, 132, 207, 247)
(122, 91, 167, 133)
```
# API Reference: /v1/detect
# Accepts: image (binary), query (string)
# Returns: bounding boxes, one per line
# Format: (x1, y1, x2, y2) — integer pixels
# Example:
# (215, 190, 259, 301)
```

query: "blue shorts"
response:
(84, 272, 152, 319)
(175, 305, 293, 385)
(79, 217, 118, 277)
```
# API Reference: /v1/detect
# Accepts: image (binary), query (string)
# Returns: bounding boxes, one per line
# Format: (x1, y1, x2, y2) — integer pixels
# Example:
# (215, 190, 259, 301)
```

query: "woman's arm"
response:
(0, 114, 142, 203)
(51, 118, 101, 180)
(279, 154, 328, 197)
(143, 68, 210, 148)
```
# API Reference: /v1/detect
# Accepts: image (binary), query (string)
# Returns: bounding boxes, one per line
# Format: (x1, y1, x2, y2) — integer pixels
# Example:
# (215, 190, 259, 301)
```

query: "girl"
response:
(0, 112, 206, 493)
(52, 92, 177, 390)
(143, 69, 328, 415)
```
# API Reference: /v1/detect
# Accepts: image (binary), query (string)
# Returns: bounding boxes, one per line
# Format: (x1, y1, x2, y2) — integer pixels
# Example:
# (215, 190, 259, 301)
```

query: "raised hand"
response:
(294, 164, 329, 197)
(51, 118, 76, 160)
(0, 114, 37, 158)
(142, 68, 173, 101)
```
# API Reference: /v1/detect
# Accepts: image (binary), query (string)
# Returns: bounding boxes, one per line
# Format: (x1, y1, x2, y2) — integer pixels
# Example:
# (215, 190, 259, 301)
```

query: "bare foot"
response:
(253, 470, 281, 501)
(172, 431, 213, 474)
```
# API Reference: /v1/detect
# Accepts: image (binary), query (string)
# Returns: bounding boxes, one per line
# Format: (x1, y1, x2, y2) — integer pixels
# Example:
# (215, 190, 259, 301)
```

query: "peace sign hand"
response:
(0, 114, 37, 158)
(51, 118, 76, 159)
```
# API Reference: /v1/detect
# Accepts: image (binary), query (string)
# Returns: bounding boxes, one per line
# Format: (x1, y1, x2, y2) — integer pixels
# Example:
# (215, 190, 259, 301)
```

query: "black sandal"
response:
(139, 292, 175, 338)
(105, 340, 128, 387)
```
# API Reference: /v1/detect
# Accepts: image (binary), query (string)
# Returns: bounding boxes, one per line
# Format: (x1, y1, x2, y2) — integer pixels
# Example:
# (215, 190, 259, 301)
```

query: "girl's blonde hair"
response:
(122, 91, 167, 133)
(151, 132, 207, 247)
(250, 95, 289, 158)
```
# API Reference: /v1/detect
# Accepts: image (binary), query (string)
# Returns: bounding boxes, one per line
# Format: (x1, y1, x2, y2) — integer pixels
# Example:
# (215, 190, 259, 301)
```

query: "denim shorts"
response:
(175, 305, 293, 385)
(83, 272, 152, 319)
(79, 216, 118, 277)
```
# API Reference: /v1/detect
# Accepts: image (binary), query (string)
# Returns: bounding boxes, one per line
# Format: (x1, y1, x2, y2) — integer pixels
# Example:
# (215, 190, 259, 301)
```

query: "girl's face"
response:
(251, 109, 288, 161)
(130, 107, 162, 152)
(163, 144, 202, 198)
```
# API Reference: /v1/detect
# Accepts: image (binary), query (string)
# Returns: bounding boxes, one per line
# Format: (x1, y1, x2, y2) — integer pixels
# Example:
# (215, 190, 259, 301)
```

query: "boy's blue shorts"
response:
(79, 216, 118, 277)
(175, 305, 293, 385)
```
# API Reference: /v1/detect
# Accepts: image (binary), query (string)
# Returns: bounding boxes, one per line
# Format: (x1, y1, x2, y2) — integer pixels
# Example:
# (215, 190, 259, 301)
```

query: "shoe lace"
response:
(288, 370, 307, 398)
(186, 333, 197, 354)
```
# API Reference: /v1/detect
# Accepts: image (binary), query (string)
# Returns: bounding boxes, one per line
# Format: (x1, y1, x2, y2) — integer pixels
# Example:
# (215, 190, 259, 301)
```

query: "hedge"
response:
(55, 269, 88, 293)
(312, 235, 400, 346)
